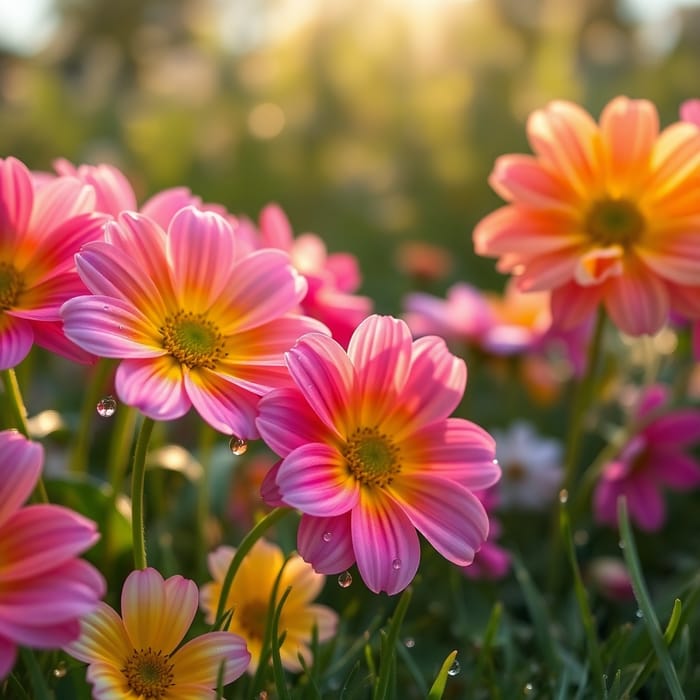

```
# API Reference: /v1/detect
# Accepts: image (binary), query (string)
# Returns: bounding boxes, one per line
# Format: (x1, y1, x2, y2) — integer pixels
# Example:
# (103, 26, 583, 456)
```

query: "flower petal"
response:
(0, 314, 33, 371)
(0, 157, 33, 240)
(297, 513, 355, 574)
(652, 452, 700, 489)
(0, 636, 17, 682)
(30, 175, 95, 232)
(625, 476, 666, 532)
(86, 661, 135, 699)
(550, 281, 604, 330)
(643, 411, 700, 446)
(141, 186, 202, 228)
(0, 430, 42, 529)
(63, 602, 132, 666)
(171, 631, 250, 687)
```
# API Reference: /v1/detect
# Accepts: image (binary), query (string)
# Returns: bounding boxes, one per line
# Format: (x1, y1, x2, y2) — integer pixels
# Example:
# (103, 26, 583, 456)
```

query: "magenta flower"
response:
(61, 206, 327, 438)
(0, 430, 105, 679)
(593, 385, 700, 531)
(0, 156, 106, 369)
(257, 314, 500, 595)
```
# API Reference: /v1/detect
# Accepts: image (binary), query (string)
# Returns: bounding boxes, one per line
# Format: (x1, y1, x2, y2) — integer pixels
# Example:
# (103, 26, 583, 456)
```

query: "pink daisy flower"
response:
(0, 156, 107, 369)
(593, 384, 700, 531)
(65, 567, 250, 698)
(0, 429, 105, 679)
(61, 206, 328, 438)
(257, 314, 500, 595)
(474, 96, 700, 336)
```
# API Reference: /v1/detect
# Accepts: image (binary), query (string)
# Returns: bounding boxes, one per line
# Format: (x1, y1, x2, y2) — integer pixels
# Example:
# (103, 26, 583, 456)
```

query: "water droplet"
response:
(404, 637, 415, 648)
(52, 661, 67, 678)
(523, 682, 534, 695)
(635, 609, 643, 618)
(102, 304, 109, 310)
(229, 437, 248, 455)
(257, 692, 268, 700)
(492, 458, 500, 465)
(322, 531, 332, 542)
(392, 558, 402, 571)
(338, 571, 353, 588)
(96, 395, 117, 417)
(447, 659, 461, 676)
(558, 489, 568, 504)
(618, 540, 625, 549)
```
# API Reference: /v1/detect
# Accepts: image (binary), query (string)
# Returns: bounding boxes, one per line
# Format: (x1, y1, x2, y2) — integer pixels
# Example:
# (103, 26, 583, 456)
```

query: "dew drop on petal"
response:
(102, 304, 109, 310)
(404, 637, 415, 648)
(322, 531, 332, 542)
(493, 458, 500, 465)
(96, 395, 117, 417)
(52, 661, 67, 678)
(338, 571, 353, 588)
(229, 437, 248, 455)
(447, 659, 460, 677)
(392, 558, 402, 571)
(558, 489, 568, 504)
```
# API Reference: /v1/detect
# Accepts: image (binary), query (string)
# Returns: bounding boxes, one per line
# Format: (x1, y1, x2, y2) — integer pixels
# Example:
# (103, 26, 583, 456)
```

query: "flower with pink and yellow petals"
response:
(61, 206, 327, 438)
(65, 567, 250, 699)
(0, 156, 107, 369)
(474, 96, 700, 336)
(593, 384, 700, 531)
(0, 429, 105, 679)
(257, 314, 500, 595)
(200, 539, 338, 674)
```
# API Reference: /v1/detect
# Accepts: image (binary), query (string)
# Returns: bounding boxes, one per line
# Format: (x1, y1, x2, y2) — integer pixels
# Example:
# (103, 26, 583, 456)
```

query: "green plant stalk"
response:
(374, 587, 412, 700)
(618, 497, 685, 700)
(271, 586, 293, 700)
(19, 648, 51, 700)
(1, 367, 48, 503)
(428, 650, 458, 700)
(213, 507, 292, 626)
(130, 415, 155, 570)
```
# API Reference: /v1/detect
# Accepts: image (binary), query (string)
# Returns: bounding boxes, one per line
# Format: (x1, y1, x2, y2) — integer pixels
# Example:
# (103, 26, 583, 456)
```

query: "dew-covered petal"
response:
(63, 602, 131, 666)
(115, 357, 190, 421)
(277, 444, 359, 517)
(351, 492, 420, 595)
(171, 631, 250, 686)
(0, 430, 42, 529)
(390, 476, 488, 567)
(297, 513, 355, 575)
(0, 314, 33, 371)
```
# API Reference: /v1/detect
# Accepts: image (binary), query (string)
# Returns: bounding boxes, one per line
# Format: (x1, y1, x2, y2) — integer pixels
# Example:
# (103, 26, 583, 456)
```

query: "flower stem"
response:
(213, 507, 292, 628)
(131, 415, 155, 570)
(0, 367, 48, 503)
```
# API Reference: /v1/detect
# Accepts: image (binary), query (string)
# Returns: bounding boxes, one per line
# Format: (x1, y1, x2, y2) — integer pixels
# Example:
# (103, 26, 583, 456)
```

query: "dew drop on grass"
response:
(447, 659, 460, 676)
(523, 682, 534, 695)
(338, 571, 353, 588)
(558, 489, 568, 504)
(229, 437, 248, 455)
(96, 395, 117, 417)
(404, 637, 415, 648)
(52, 661, 67, 678)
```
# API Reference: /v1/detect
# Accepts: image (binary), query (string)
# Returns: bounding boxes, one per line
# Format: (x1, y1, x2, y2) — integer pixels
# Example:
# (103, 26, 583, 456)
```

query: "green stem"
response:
(131, 416, 155, 570)
(1, 368, 48, 503)
(213, 507, 292, 627)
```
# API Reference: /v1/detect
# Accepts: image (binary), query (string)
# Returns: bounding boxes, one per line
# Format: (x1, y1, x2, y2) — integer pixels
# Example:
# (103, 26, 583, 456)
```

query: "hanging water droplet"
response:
(635, 609, 643, 618)
(229, 437, 248, 455)
(392, 558, 402, 571)
(338, 571, 353, 588)
(492, 458, 500, 465)
(404, 637, 415, 648)
(558, 489, 569, 504)
(96, 395, 117, 417)
(618, 539, 625, 549)
(52, 661, 67, 678)
(322, 531, 332, 542)
(523, 682, 534, 695)
(447, 659, 461, 676)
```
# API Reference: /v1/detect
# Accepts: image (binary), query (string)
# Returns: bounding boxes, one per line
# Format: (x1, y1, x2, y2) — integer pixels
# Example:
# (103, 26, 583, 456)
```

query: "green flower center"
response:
(160, 310, 226, 369)
(584, 198, 645, 248)
(238, 599, 269, 641)
(0, 262, 25, 311)
(342, 426, 402, 489)
(122, 647, 175, 699)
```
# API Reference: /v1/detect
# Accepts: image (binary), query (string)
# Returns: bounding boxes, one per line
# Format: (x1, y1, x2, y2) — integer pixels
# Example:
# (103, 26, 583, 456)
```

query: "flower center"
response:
(160, 310, 226, 369)
(504, 460, 527, 483)
(584, 198, 645, 248)
(0, 262, 25, 311)
(237, 599, 269, 641)
(122, 647, 175, 699)
(342, 426, 402, 489)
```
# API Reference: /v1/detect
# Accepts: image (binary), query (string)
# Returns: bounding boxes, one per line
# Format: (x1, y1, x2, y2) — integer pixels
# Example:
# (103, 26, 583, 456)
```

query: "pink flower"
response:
(474, 96, 700, 336)
(0, 429, 105, 679)
(61, 206, 327, 438)
(593, 384, 700, 531)
(257, 314, 500, 595)
(241, 203, 373, 347)
(65, 567, 250, 698)
(0, 156, 107, 369)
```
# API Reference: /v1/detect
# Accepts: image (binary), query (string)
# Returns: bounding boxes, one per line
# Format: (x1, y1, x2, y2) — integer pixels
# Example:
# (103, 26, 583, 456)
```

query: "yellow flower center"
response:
(122, 647, 175, 699)
(160, 310, 226, 369)
(584, 198, 645, 249)
(237, 599, 269, 641)
(0, 262, 25, 311)
(342, 426, 402, 489)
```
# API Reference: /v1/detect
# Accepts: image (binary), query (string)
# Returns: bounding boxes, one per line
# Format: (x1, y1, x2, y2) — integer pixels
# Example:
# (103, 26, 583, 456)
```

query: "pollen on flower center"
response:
(122, 647, 175, 699)
(237, 599, 269, 640)
(584, 198, 645, 249)
(160, 310, 226, 369)
(342, 426, 402, 488)
(0, 261, 25, 311)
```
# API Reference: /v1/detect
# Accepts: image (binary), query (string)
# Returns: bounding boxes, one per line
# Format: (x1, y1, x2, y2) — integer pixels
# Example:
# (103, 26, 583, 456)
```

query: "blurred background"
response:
(1, 0, 699, 312)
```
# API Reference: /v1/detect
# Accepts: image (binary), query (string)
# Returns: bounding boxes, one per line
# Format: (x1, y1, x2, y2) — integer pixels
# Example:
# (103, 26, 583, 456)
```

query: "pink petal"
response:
(635, 384, 668, 420)
(256, 387, 331, 457)
(30, 176, 95, 232)
(167, 206, 236, 311)
(183, 369, 260, 439)
(351, 492, 420, 595)
(141, 186, 202, 228)
(285, 332, 355, 439)
(0, 157, 33, 238)
(61, 296, 163, 358)
(297, 513, 355, 574)
(0, 617, 80, 649)
(0, 430, 42, 528)
(592, 477, 621, 528)
(550, 281, 604, 330)
(625, 476, 666, 532)
(0, 636, 17, 681)
(347, 315, 413, 426)
(276, 443, 359, 517)
(390, 476, 488, 566)
(0, 314, 33, 370)
(64, 603, 131, 666)
(29, 319, 96, 364)
(652, 452, 700, 489)
(171, 631, 250, 686)
(260, 459, 285, 507)
(637, 233, 700, 285)
(259, 203, 294, 250)
(680, 99, 700, 126)
(115, 357, 190, 421)
(16, 273, 90, 320)
(643, 411, 700, 446)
